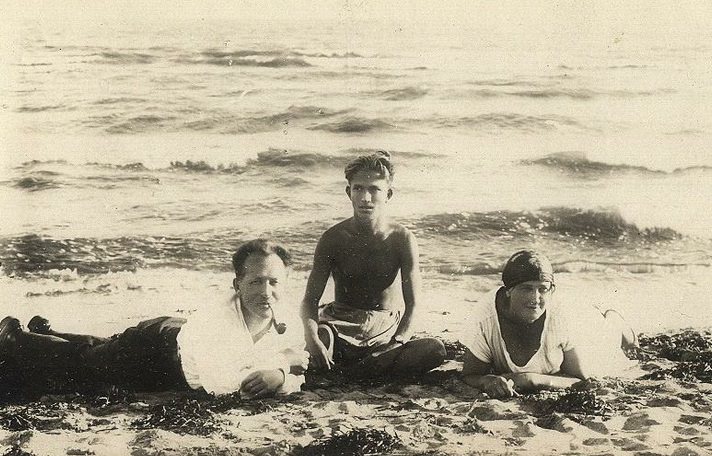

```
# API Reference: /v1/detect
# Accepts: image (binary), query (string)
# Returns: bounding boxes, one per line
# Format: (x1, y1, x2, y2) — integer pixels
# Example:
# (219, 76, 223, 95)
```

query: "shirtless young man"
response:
(301, 151, 446, 377)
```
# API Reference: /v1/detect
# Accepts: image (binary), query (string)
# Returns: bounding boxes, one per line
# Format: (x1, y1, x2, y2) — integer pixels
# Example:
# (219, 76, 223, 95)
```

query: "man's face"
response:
(347, 170, 392, 221)
(235, 253, 287, 322)
(506, 280, 554, 324)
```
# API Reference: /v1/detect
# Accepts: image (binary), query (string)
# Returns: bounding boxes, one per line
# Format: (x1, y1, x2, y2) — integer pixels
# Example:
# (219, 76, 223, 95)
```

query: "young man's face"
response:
(347, 170, 392, 221)
(235, 253, 287, 323)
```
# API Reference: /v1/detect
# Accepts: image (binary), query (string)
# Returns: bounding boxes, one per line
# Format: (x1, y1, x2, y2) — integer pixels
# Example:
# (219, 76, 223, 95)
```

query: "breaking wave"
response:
(522, 152, 712, 177)
(0, 207, 705, 278)
(430, 113, 586, 132)
(15, 104, 66, 113)
(95, 51, 157, 64)
(308, 117, 395, 133)
(0, 234, 241, 276)
(378, 87, 428, 101)
(97, 105, 349, 134)
(105, 115, 177, 134)
(414, 207, 683, 243)
(12, 176, 61, 192)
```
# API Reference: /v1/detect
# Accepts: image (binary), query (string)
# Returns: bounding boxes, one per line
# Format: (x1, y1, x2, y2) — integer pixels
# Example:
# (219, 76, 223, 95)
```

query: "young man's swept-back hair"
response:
(232, 239, 292, 279)
(344, 150, 394, 183)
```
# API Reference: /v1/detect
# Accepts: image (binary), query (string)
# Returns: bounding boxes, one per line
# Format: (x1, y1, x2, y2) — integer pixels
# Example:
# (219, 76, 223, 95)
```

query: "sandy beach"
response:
(1, 327, 711, 456)
(3, 2, 712, 454)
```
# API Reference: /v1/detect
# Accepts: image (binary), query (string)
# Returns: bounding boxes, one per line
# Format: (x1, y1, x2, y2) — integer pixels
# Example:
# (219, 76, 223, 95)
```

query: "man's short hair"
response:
(344, 150, 394, 183)
(232, 239, 292, 279)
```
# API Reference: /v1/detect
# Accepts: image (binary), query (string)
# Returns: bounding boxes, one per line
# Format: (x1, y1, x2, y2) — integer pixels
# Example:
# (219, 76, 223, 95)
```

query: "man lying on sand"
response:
(462, 250, 638, 398)
(0, 239, 308, 399)
(302, 151, 446, 377)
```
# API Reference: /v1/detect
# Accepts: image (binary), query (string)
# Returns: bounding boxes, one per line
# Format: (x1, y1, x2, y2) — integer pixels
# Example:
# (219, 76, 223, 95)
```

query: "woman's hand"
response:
(505, 371, 581, 392)
(479, 374, 519, 398)
(504, 372, 536, 391)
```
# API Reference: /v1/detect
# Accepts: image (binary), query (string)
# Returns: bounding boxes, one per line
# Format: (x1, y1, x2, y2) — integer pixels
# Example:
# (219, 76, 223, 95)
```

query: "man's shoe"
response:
(0, 317, 22, 353)
(28, 315, 51, 334)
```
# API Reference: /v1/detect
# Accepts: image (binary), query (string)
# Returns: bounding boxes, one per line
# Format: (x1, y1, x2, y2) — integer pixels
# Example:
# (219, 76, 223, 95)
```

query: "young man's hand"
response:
(306, 335, 334, 370)
(240, 369, 285, 399)
(282, 348, 310, 374)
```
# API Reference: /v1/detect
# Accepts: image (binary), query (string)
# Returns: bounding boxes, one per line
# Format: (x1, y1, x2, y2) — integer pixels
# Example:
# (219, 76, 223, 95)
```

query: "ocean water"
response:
(1, 10, 711, 336)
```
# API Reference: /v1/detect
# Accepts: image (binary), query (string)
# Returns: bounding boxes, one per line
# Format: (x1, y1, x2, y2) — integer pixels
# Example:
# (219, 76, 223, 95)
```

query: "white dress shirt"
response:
(176, 294, 305, 395)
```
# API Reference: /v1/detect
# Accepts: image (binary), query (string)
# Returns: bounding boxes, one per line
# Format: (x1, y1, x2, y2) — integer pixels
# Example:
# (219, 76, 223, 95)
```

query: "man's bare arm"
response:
(397, 229, 421, 340)
(301, 235, 334, 369)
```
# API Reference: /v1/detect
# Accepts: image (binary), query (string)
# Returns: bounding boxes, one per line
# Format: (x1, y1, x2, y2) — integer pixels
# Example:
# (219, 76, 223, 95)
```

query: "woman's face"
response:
(506, 280, 554, 324)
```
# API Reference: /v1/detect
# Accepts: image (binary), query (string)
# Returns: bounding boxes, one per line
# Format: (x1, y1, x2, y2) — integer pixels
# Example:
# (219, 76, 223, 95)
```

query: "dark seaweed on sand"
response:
(132, 398, 222, 436)
(551, 389, 613, 417)
(635, 331, 712, 362)
(642, 357, 712, 383)
(521, 383, 613, 419)
(297, 428, 402, 456)
(85, 384, 136, 408)
(0, 409, 36, 432)
(635, 331, 712, 383)
(3, 448, 34, 456)
(0, 404, 69, 432)
(131, 392, 278, 435)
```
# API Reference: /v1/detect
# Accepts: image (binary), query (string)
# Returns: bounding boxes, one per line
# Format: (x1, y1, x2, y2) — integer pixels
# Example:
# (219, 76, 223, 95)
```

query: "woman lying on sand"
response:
(462, 250, 638, 398)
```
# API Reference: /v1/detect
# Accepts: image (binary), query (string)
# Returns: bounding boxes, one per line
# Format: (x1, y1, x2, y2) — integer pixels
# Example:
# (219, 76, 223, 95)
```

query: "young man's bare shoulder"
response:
(319, 219, 355, 244)
(385, 223, 418, 251)
(388, 223, 416, 240)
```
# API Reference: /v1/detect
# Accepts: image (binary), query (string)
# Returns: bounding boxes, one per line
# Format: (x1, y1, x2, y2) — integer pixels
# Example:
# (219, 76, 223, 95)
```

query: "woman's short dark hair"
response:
(232, 239, 292, 279)
(502, 250, 554, 289)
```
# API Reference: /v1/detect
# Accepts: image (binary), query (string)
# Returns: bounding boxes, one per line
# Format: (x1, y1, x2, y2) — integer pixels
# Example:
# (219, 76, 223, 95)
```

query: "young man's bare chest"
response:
(333, 234, 400, 283)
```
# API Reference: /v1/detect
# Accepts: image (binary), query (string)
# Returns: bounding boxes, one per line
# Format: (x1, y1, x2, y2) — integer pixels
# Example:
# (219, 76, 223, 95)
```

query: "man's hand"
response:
(240, 369, 285, 399)
(480, 374, 520, 398)
(282, 348, 310, 374)
(306, 335, 334, 370)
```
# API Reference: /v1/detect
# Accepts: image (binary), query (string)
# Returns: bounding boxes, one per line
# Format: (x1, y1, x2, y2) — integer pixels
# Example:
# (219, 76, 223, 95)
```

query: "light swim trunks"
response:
(319, 301, 401, 362)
